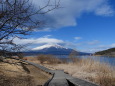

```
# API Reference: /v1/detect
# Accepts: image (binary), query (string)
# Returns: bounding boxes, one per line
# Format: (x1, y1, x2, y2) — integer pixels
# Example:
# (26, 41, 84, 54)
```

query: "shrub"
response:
(37, 54, 62, 64)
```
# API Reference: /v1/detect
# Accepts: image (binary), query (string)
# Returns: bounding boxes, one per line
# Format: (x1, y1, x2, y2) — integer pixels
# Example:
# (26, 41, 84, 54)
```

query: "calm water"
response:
(55, 55, 115, 66)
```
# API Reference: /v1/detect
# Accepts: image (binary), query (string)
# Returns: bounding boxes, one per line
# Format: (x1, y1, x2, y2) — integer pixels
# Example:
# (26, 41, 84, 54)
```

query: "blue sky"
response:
(14, 0, 115, 53)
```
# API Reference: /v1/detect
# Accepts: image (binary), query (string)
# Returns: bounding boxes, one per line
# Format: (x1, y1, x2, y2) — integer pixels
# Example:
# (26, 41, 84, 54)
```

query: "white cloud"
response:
(13, 36, 64, 45)
(97, 44, 115, 49)
(87, 40, 100, 45)
(80, 46, 107, 53)
(42, 35, 52, 38)
(12, 35, 115, 53)
(32, 44, 64, 50)
(32, 44, 54, 50)
(82, 43, 115, 53)
(74, 37, 82, 40)
(32, 0, 114, 29)
(12, 36, 80, 50)
(110, 43, 115, 47)
(34, 28, 51, 32)
(95, 4, 114, 16)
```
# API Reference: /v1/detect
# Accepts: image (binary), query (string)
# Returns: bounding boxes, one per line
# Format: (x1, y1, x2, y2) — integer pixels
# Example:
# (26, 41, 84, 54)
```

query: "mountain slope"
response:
(24, 44, 90, 56)
(95, 48, 115, 57)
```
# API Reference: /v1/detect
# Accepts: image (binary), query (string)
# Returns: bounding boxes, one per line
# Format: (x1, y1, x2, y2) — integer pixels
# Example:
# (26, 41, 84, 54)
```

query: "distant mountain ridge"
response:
(24, 44, 91, 56)
(95, 48, 115, 57)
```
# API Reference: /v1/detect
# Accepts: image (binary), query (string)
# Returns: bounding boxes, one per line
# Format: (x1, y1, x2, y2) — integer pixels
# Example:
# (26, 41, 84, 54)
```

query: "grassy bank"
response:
(26, 55, 115, 86)
(0, 58, 51, 86)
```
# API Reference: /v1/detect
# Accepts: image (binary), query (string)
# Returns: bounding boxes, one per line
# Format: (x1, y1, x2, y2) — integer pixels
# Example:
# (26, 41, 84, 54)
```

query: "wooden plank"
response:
(48, 70, 69, 86)
(65, 74, 99, 86)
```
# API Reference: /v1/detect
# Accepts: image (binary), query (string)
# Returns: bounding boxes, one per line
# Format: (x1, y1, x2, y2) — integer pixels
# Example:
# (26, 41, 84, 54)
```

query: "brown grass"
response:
(73, 58, 115, 86)
(36, 54, 62, 64)
(0, 58, 51, 86)
(26, 65, 51, 86)
(36, 55, 115, 86)
(23, 55, 115, 86)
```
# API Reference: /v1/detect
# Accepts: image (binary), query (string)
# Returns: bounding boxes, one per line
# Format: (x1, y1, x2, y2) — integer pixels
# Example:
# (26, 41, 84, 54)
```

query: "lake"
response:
(55, 55, 115, 66)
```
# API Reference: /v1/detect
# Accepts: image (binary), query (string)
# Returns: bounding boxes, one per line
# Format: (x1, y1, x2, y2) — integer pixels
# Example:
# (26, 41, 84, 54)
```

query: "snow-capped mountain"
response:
(29, 44, 72, 55)
(32, 44, 67, 50)
(24, 44, 91, 55)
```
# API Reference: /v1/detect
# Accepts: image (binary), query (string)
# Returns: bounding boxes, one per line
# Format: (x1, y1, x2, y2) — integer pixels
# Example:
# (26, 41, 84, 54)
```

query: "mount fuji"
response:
(24, 44, 91, 56)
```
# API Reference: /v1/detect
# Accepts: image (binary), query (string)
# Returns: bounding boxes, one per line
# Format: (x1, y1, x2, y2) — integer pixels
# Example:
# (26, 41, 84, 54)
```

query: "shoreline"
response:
(93, 55, 115, 58)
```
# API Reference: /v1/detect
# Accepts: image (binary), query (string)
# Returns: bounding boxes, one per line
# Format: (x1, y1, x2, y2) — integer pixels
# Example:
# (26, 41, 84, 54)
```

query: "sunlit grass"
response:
(0, 58, 51, 86)
(28, 54, 115, 86)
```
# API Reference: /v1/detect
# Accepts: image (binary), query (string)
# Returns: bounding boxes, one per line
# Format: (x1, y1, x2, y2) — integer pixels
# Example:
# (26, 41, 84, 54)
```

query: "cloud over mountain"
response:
(13, 36, 64, 45)
(12, 36, 79, 50)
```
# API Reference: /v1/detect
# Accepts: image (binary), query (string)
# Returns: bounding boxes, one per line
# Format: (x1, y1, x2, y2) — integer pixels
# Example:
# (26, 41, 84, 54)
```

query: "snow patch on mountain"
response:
(32, 44, 67, 50)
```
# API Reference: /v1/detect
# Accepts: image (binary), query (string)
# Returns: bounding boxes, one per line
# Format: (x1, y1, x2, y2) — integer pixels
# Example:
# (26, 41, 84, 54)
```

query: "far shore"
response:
(93, 54, 115, 57)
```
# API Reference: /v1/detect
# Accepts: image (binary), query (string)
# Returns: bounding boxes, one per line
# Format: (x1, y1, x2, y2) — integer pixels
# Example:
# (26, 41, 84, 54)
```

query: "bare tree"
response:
(0, 0, 60, 57)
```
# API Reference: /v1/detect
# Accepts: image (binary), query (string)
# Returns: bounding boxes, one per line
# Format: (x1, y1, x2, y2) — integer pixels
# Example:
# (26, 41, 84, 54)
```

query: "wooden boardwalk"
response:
(17, 59, 99, 86)
(46, 70, 98, 86)
(48, 70, 69, 86)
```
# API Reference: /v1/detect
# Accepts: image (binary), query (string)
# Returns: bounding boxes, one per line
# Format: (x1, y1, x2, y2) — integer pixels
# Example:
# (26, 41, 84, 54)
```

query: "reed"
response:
(43, 56, 115, 86)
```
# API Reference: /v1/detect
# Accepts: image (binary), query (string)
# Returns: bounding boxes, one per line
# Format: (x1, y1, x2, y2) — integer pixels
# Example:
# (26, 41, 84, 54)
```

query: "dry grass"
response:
(26, 65, 51, 86)
(23, 56, 41, 64)
(42, 57, 115, 86)
(36, 54, 62, 64)
(0, 58, 51, 86)
(73, 58, 115, 86)
(23, 55, 115, 86)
